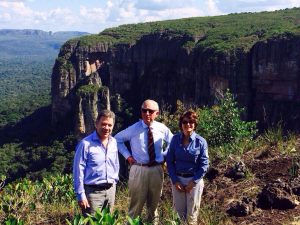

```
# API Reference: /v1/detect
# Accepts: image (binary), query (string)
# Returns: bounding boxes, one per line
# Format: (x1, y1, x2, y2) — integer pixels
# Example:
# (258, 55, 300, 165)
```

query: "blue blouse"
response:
(166, 131, 209, 184)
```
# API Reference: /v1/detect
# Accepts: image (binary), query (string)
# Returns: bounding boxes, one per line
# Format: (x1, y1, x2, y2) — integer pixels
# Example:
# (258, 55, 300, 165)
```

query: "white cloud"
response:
(0, 12, 11, 21)
(0, 0, 300, 33)
(79, 6, 107, 22)
(205, 0, 222, 15)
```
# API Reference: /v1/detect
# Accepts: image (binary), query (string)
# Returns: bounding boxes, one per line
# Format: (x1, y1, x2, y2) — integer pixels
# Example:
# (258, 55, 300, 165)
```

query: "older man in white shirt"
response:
(115, 99, 173, 224)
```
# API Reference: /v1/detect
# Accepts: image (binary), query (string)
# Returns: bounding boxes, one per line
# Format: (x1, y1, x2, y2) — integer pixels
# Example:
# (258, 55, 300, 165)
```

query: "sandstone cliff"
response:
(51, 8, 300, 134)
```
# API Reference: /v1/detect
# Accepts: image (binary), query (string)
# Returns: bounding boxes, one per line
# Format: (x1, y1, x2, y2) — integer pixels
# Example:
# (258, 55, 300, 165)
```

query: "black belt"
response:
(84, 183, 113, 190)
(133, 161, 163, 167)
(176, 172, 194, 178)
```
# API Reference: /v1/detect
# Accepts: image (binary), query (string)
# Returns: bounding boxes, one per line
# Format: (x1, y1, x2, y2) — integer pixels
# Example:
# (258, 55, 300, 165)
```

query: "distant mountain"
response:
(0, 29, 89, 57)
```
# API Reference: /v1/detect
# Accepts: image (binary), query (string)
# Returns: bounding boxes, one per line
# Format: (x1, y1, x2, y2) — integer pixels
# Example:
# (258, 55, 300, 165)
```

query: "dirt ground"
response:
(161, 139, 300, 225)
(203, 144, 300, 225)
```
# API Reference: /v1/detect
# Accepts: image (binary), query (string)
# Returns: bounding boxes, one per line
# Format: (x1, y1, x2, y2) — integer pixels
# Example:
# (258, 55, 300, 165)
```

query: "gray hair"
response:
(96, 110, 116, 124)
(141, 99, 159, 111)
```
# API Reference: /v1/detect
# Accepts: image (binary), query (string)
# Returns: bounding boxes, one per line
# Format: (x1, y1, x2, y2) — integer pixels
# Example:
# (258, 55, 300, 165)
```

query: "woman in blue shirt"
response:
(166, 110, 209, 225)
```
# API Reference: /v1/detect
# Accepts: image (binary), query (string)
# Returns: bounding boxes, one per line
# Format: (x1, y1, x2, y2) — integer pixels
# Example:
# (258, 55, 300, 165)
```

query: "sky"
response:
(0, 0, 300, 34)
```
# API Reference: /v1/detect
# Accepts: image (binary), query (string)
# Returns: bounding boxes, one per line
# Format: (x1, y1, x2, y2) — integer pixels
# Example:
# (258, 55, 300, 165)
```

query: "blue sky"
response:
(0, 0, 300, 33)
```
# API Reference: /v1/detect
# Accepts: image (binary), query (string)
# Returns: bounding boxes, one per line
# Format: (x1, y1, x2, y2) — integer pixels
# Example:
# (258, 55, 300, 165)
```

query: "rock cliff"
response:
(51, 8, 300, 134)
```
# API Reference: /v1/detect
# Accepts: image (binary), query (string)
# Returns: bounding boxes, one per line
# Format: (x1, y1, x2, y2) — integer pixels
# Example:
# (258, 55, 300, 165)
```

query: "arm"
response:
(166, 137, 185, 192)
(73, 142, 88, 203)
(162, 127, 173, 156)
(166, 137, 179, 184)
(114, 126, 136, 164)
(193, 139, 209, 184)
(185, 139, 209, 193)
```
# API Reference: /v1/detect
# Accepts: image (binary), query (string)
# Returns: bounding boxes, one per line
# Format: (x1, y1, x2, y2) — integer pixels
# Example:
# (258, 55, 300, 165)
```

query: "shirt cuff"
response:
(123, 152, 132, 160)
(193, 177, 202, 184)
(77, 192, 87, 201)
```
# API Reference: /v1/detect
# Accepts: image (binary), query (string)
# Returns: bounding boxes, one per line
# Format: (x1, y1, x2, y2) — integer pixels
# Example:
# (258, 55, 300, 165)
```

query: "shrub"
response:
(158, 90, 257, 157)
(197, 91, 257, 147)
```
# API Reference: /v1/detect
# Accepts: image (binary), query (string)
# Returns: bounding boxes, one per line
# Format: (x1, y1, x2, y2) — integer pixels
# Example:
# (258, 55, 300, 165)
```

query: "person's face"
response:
(95, 116, 114, 140)
(141, 102, 159, 126)
(181, 117, 195, 136)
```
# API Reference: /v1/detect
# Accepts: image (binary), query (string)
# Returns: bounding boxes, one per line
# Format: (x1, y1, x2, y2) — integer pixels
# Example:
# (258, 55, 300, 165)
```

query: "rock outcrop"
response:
(51, 9, 300, 134)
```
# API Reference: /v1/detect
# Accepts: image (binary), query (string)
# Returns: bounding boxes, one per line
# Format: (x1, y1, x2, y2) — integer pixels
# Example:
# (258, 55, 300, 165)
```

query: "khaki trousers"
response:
(172, 177, 204, 225)
(128, 164, 164, 224)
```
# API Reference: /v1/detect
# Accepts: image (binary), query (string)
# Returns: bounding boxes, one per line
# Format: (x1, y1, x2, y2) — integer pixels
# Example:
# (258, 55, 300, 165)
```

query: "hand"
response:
(78, 199, 90, 209)
(127, 156, 136, 165)
(162, 162, 167, 173)
(185, 180, 196, 193)
(175, 182, 185, 192)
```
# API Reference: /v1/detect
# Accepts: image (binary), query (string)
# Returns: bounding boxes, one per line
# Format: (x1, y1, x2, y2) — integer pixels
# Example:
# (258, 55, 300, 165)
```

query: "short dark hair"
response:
(96, 110, 115, 124)
(179, 110, 198, 131)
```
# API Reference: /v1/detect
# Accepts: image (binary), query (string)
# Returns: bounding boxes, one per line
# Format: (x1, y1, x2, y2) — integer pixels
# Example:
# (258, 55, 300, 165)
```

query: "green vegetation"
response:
(0, 174, 230, 224)
(0, 135, 76, 181)
(76, 84, 101, 96)
(73, 7, 300, 52)
(0, 174, 77, 224)
(75, 34, 117, 47)
(66, 208, 133, 225)
(197, 91, 257, 147)
(0, 29, 87, 127)
(158, 90, 257, 159)
(0, 56, 52, 126)
(0, 91, 298, 224)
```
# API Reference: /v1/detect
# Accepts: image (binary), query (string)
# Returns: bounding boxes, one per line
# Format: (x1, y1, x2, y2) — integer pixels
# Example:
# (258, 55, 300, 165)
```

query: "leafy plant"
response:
(4, 217, 25, 225)
(197, 90, 257, 147)
(159, 90, 257, 158)
(67, 208, 127, 225)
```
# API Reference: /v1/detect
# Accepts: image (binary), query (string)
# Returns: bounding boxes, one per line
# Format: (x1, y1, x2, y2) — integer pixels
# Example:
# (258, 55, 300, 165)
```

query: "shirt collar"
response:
(91, 131, 112, 143)
(141, 119, 156, 129)
(180, 131, 196, 141)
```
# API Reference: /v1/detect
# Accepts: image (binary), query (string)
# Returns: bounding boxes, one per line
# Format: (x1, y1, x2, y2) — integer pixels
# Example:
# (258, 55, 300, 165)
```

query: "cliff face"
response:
(251, 38, 300, 129)
(51, 32, 300, 133)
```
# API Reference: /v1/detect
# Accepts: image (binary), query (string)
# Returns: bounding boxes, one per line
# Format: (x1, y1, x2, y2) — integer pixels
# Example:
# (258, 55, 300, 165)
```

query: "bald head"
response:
(141, 99, 159, 111)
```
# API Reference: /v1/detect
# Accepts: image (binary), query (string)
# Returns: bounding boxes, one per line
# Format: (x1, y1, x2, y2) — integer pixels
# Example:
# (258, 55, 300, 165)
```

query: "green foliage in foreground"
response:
(66, 208, 139, 225)
(74, 7, 300, 52)
(0, 174, 77, 224)
(0, 171, 237, 224)
(158, 90, 257, 158)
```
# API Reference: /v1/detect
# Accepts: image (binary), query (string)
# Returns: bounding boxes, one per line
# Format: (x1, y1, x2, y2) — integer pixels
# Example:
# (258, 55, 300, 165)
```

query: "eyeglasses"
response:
(141, 108, 156, 114)
(182, 120, 195, 125)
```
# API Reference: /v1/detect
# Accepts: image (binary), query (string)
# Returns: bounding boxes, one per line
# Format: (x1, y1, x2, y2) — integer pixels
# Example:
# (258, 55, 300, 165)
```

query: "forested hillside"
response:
(0, 29, 88, 181)
(0, 56, 51, 126)
(0, 29, 88, 126)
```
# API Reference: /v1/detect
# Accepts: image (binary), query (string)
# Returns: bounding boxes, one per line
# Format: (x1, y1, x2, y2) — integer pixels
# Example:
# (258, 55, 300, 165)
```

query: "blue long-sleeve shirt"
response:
(73, 131, 119, 201)
(114, 120, 173, 163)
(166, 132, 209, 184)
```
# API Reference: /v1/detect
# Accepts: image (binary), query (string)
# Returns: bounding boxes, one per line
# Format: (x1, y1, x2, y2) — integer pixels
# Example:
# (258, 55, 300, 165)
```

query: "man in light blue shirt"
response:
(73, 110, 119, 216)
(115, 99, 173, 224)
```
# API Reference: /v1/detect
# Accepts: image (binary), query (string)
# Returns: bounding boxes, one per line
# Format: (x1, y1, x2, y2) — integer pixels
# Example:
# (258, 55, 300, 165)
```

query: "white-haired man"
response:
(115, 99, 173, 224)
